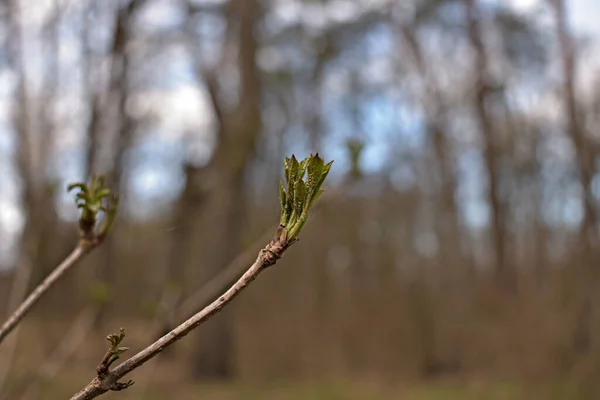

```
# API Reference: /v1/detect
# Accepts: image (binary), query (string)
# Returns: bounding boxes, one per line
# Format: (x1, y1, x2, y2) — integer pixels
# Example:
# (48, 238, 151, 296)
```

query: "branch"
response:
(177, 180, 347, 321)
(129, 183, 350, 400)
(70, 154, 333, 400)
(0, 251, 34, 392)
(0, 246, 87, 344)
(70, 228, 292, 400)
(0, 176, 119, 346)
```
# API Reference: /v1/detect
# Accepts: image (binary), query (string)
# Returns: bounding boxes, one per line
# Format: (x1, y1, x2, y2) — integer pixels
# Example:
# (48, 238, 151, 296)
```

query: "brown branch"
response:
(126, 184, 347, 400)
(0, 244, 92, 345)
(69, 227, 295, 400)
(176, 181, 346, 321)
(0, 258, 33, 392)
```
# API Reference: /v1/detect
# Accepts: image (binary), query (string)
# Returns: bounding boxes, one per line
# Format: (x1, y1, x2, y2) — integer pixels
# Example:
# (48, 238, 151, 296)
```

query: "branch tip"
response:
(67, 175, 119, 244)
(280, 153, 333, 241)
(97, 327, 130, 377)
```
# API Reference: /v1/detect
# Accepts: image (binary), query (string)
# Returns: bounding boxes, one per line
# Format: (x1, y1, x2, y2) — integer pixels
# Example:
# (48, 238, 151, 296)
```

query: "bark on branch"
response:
(0, 177, 118, 346)
(0, 245, 90, 344)
(69, 227, 296, 400)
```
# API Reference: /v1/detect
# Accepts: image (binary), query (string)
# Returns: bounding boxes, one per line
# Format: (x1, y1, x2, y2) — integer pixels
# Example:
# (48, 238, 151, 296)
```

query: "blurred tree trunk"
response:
(34, 0, 61, 284)
(155, 162, 207, 339)
(0, 0, 58, 389)
(550, 0, 599, 358)
(6, 0, 58, 310)
(401, 26, 465, 375)
(188, 0, 262, 380)
(306, 35, 332, 153)
(94, 0, 144, 325)
(82, 2, 103, 180)
(463, 0, 511, 286)
(401, 26, 462, 273)
(551, 0, 598, 247)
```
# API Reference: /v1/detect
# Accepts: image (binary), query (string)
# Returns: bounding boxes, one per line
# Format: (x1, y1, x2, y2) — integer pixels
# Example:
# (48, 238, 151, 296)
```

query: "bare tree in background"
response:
(191, 0, 262, 379)
(3, 0, 600, 395)
(93, 0, 146, 325)
(550, 0, 599, 359)
(399, 17, 463, 274)
(82, 1, 103, 181)
(0, 0, 61, 389)
(151, 0, 264, 379)
(551, 0, 598, 248)
(463, 0, 510, 286)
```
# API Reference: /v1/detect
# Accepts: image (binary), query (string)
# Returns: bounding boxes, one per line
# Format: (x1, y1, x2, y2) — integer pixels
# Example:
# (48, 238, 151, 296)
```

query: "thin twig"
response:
(0, 257, 33, 392)
(0, 245, 90, 345)
(71, 154, 333, 399)
(70, 227, 294, 400)
(177, 180, 346, 321)
(127, 192, 342, 399)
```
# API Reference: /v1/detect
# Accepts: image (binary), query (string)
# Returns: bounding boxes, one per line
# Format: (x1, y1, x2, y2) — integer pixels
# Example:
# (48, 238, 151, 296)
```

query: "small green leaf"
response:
(294, 179, 306, 217)
(107, 335, 119, 347)
(95, 187, 112, 199)
(278, 154, 332, 240)
(88, 203, 101, 214)
(279, 180, 287, 225)
(306, 154, 325, 195)
(289, 155, 300, 184)
(106, 327, 126, 349)
(285, 182, 295, 225)
(114, 346, 129, 356)
(284, 156, 293, 187)
(312, 160, 333, 199)
(98, 194, 120, 238)
(298, 157, 309, 181)
(67, 183, 87, 193)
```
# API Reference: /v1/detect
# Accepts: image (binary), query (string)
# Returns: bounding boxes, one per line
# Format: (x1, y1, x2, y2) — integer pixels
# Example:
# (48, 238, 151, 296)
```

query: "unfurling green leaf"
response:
(294, 179, 306, 217)
(67, 182, 87, 193)
(306, 155, 324, 194)
(279, 180, 287, 225)
(107, 327, 126, 349)
(95, 187, 112, 200)
(279, 153, 333, 240)
(114, 347, 130, 356)
(67, 175, 119, 241)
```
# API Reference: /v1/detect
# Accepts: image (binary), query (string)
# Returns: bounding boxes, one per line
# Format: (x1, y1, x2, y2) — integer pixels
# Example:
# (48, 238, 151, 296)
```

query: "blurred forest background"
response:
(1, 0, 600, 398)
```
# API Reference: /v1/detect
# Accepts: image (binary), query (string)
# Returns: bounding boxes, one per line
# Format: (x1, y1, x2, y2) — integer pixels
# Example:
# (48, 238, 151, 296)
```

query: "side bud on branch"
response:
(67, 175, 119, 245)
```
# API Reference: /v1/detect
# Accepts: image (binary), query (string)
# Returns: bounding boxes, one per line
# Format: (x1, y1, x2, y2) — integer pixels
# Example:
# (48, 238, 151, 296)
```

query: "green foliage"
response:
(279, 154, 333, 240)
(106, 327, 129, 367)
(67, 175, 119, 240)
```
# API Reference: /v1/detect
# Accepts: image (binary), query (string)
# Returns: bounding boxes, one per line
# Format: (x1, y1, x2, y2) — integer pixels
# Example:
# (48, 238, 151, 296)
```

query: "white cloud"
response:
(571, 0, 600, 36)
(129, 84, 214, 137)
(508, 0, 539, 12)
